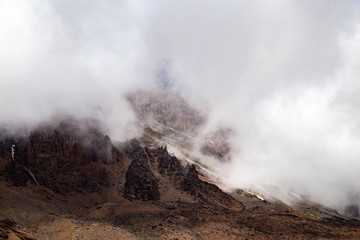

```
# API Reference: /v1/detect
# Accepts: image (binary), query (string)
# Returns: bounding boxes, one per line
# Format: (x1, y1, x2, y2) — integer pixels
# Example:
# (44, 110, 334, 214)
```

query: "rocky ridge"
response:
(0, 119, 359, 239)
(0, 119, 239, 208)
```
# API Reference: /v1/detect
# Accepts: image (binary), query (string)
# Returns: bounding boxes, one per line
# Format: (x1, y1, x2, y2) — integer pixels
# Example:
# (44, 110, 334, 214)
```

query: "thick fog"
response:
(1, 0, 360, 211)
(0, 0, 155, 138)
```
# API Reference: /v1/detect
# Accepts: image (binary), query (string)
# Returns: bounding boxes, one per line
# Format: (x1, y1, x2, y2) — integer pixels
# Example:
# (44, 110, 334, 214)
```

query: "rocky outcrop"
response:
(0, 119, 124, 194)
(0, 120, 238, 208)
(123, 143, 160, 201)
(122, 141, 239, 208)
(180, 164, 238, 207)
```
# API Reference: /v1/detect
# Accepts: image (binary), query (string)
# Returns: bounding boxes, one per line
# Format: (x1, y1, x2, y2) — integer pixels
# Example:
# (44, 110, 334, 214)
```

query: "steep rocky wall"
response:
(0, 120, 239, 209)
(0, 120, 124, 194)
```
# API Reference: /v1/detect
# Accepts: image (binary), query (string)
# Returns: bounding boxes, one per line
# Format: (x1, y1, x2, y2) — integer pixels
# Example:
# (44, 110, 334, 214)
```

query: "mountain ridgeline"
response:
(0, 119, 360, 239)
(0, 119, 236, 206)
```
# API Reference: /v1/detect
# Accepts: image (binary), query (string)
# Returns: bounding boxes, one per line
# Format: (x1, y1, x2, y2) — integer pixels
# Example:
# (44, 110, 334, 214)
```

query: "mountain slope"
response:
(0, 119, 359, 239)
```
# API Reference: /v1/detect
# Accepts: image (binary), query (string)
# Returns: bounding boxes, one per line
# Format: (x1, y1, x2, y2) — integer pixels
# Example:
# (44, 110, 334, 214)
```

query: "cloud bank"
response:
(0, 0, 156, 138)
(1, 0, 360, 211)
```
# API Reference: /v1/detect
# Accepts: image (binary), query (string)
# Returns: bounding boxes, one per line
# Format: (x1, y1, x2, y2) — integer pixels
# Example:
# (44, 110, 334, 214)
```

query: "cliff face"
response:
(0, 119, 237, 208)
(0, 120, 125, 196)
(123, 145, 161, 201)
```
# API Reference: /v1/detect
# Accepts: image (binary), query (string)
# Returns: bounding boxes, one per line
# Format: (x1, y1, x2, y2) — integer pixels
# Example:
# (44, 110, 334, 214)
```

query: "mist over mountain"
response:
(1, 0, 360, 227)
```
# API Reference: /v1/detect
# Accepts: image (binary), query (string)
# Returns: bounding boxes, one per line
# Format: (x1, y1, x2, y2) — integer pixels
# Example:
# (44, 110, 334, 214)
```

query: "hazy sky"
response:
(1, 0, 360, 211)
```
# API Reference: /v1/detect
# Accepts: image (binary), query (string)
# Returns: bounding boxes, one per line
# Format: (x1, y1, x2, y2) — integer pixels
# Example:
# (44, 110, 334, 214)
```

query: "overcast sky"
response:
(1, 0, 360, 211)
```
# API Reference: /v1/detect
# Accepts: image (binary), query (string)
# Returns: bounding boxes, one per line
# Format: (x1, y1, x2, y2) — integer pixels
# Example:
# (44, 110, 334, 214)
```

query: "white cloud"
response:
(1, 0, 360, 211)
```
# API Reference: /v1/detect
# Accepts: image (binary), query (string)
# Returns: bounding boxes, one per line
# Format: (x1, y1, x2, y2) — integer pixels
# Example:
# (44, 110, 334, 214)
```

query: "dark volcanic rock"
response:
(156, 147, 183, 177)
(181, 164, 236, 206)
(123, 144, 240, 208)
(123, 149, 160, 201)
(0, 119, 239, 208)
(0, 120, 124, 194)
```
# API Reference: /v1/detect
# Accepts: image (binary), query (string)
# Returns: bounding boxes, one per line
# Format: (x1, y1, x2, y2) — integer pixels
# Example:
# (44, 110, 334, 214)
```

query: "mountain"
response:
(127, 89, 206, 136)
(128, 88, 233, 161)
(0, 119, 359, 239)
(128, 89, 360, 218)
